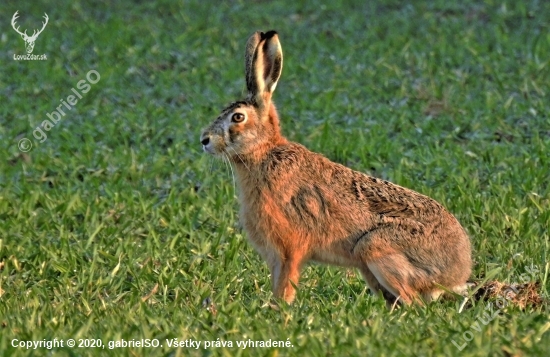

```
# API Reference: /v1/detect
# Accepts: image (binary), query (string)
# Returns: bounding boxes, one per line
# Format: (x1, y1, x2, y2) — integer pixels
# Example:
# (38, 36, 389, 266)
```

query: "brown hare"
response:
(200, 30, 472, 305)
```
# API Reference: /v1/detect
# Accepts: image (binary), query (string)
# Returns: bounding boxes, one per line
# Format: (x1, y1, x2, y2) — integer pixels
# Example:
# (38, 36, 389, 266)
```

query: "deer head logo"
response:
(11, 11, 49, 54)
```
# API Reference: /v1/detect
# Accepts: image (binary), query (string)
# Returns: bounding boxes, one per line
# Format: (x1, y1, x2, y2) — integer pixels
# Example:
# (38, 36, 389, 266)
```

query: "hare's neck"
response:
(231, 138, 287, 185)
(231, 154, 261, 204)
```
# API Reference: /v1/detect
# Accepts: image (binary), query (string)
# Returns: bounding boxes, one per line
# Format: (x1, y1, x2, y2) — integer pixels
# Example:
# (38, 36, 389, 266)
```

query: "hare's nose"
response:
(201, 136, 210, 146)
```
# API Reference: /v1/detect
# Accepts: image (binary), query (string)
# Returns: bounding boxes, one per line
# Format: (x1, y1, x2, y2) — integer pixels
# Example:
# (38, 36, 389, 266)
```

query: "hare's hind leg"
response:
(421, 284, 469, 302)
(353, 231, 429, 304)
(421, 289, 444, 303)
(366, 256, 420, 304)
(359, 266, 400, 305)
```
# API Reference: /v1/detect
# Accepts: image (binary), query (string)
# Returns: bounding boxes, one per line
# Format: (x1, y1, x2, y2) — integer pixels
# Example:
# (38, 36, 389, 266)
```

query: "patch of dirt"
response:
(471, 281, 545, 310)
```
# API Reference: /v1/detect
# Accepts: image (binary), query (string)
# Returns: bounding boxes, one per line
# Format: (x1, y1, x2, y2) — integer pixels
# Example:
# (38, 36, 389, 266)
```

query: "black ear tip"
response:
(262, 30, 278, 40)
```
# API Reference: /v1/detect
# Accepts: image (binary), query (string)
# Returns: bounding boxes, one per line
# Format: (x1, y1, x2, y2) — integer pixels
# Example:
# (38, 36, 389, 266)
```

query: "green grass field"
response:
(1, 0, 549, 356)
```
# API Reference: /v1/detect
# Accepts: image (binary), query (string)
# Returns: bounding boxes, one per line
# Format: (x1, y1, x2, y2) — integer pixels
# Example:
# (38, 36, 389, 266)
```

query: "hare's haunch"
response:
(201, 31, 472, 304)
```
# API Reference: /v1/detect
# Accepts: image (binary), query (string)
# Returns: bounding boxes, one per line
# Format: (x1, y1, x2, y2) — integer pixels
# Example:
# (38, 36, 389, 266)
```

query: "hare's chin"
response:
(202, 145, 216, 155)
(203, 145, 225, 157)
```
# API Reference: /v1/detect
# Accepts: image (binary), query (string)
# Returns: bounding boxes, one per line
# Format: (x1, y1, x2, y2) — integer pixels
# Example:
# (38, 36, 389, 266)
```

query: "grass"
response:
(1, 0, 549, 356)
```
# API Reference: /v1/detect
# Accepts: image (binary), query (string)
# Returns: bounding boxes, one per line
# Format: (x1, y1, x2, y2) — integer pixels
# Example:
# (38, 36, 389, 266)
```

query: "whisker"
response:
(220, 152, 229, 176)
(222, 151, 236, 195)
(208, 156, 214, 174)
(228, 147, 250, 172)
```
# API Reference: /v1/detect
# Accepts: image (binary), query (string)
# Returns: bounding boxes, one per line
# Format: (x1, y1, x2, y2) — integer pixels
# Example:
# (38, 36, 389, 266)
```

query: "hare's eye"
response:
(231, 113, 245, 123)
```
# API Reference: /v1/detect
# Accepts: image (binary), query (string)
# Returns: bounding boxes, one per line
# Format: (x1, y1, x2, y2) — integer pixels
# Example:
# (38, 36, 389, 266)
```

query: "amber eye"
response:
(231, 113, 245, 123)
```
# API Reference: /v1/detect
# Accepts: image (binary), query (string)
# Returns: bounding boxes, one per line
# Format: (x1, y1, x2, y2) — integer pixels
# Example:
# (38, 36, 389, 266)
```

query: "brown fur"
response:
(201, 30, 472, 304)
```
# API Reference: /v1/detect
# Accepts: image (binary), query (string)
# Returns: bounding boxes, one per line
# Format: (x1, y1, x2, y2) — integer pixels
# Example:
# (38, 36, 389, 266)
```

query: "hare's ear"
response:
(245, 30, 283, 108)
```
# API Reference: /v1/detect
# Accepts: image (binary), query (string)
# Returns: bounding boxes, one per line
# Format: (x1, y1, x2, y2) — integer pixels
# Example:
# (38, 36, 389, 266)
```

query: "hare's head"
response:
(201, 31, 285, 159)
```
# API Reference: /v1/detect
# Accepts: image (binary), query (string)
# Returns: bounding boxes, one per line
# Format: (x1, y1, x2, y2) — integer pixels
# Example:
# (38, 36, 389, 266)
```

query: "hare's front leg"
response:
(268, 251, 305, 303)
